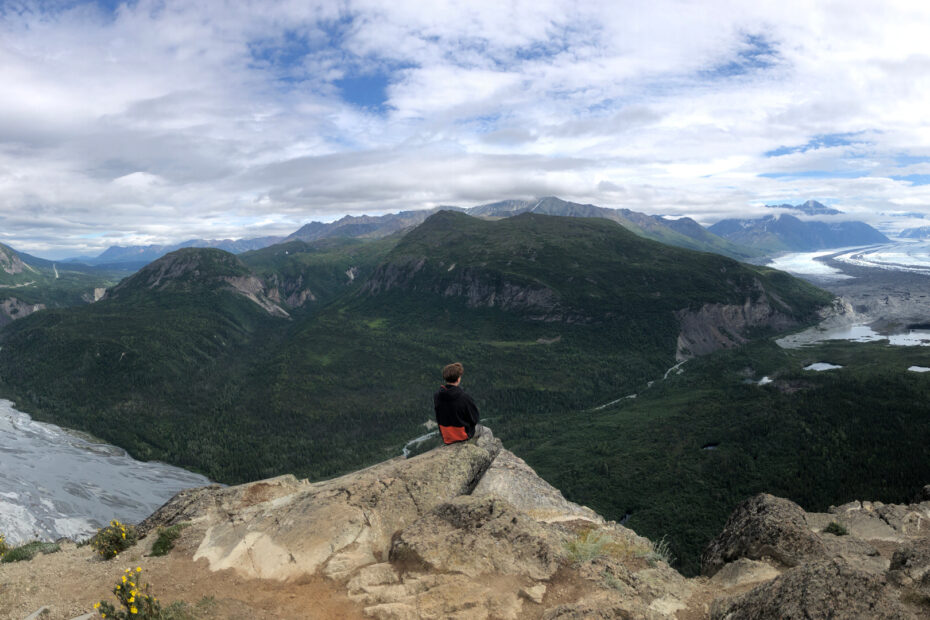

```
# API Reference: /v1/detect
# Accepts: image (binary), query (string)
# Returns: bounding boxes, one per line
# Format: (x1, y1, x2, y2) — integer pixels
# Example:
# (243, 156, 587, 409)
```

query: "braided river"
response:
(0, 400, 210, 545)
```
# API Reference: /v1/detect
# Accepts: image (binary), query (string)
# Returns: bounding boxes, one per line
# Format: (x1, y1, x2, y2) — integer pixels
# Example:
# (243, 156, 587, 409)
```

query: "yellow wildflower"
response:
(128, 596, 135, 603)
(93, 602, 100, 609)
(121, 575, 127, 583)
(136, 566, 142, 572)
(130, 606, 138, 614)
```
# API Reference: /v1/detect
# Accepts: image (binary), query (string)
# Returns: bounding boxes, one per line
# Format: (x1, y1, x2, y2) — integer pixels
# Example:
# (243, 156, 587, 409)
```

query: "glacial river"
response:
(0, 400, 211, 545)
(767, 240, 930, 279)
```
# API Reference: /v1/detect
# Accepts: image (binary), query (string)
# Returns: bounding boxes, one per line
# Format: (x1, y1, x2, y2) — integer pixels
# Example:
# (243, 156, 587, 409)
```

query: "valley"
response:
(0, 207, 927, 582)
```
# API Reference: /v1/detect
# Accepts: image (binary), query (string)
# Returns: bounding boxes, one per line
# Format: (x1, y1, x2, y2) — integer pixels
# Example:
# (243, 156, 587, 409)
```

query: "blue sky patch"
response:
(765, 132, 866, 157)
(893, 154, 930, 166)
(702, 34, 778, 79)
(891, 174, 930, 186)
(760, 170, 866, 180)
(335, 72, 391, 110)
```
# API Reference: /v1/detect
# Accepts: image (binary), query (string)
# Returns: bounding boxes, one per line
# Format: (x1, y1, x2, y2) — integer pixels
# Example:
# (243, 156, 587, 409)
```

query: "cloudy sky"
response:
(2, 0, 930, 258)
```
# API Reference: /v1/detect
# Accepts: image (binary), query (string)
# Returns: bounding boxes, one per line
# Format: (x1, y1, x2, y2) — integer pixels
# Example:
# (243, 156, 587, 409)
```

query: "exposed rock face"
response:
(0, 246, 32, 275)
(144, 432, 502, 581)
(264, 273, 318, 308)
(701, 493, 827, 576)
(142, 429, 692, 619)
(222, 275, 290, 317)
(390, 495, 562, 580)
(471, 448, 603, 524)
(675, 295, 800, 360)
(0, 298, 44, 326)
(704, 492, 930, 618)
(889, 539, 930, 596)
(711, 558, 913, 619)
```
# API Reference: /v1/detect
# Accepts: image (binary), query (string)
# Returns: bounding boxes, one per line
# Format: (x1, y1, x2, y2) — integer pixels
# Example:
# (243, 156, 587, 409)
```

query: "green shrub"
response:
(564, 529, 613, 564)
(91, 520, 138, 560)
(0, 541, 60, 563)
(641, 535, 675, 567)
(824, 521, 848, 536)
(149, 524, 187, 557)
(563, 527, 653, 565)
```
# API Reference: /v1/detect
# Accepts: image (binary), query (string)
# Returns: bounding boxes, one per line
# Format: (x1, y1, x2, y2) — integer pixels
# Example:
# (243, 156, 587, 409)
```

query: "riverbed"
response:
(0, 400, 211, 545)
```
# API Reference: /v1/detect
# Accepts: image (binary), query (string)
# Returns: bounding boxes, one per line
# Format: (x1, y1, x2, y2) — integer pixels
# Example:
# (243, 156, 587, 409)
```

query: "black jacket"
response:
(434, 384, 479, 444)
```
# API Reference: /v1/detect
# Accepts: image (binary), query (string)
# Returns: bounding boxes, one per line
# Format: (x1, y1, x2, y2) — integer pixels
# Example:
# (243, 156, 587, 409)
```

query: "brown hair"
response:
(442, 362, 464, 383)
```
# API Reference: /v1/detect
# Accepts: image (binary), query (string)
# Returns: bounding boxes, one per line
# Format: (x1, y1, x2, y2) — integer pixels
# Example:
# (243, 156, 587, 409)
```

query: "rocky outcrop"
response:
(143, 432, 502, 582)
(701, 494, 827, 576)
(0, 297, 44, 326)
(222, 275, 290, 317)
(704, 493, 930, 618)
(138, 430, 930, 619)
(675, 294, 801, 360)
(471, 448, 603, 524)
(889, 539, 930, 599)
(264, 272, 318, 308)
(141, 429, 690, 619)
(711, 558, 912, 619)
(390, 495, 563, 580)
(0, 246, 34, 275)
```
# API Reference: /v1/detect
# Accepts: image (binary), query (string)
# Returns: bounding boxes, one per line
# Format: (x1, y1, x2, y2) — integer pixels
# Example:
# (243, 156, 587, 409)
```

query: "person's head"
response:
(442, 362, 464, 385)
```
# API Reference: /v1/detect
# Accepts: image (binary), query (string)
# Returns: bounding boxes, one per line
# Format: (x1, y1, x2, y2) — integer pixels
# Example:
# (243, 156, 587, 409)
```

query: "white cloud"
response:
(1, 0, 930, 257)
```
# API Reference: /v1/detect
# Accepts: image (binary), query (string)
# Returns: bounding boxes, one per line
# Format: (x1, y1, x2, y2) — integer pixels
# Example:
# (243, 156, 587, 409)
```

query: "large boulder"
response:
(827, 500, 930, 542)
(701, 493, 827, 577)
(710, 558, 915, 619)
(142, 430, 502, 580)
(889, 538, 930, 595)
(471, 448, 603, 524)
(389, 495, 562, 580)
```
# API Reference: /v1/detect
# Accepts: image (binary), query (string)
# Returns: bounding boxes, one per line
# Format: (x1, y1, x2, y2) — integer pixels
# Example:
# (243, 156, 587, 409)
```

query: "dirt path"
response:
(0, 531, 365, 620)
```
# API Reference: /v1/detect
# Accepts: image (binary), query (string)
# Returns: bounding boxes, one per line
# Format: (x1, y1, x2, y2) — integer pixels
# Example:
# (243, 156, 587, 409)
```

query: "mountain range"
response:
(68, 197, 900, 271)
(69, 197, 761, 268)
(708, 213, 889, 251)
(898, 226, 930, 239)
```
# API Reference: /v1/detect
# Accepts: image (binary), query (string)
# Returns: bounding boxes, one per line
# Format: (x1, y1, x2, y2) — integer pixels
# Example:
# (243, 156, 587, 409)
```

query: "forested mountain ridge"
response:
(0, 242, 126, 326)
(238, 236, 398, 311)
(359, 211, 827, 330)
(105, 247, 289, 317)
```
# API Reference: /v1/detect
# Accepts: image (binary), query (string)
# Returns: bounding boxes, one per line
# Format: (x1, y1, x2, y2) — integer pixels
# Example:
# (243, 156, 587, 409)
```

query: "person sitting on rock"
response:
(434, 362, 481, 444)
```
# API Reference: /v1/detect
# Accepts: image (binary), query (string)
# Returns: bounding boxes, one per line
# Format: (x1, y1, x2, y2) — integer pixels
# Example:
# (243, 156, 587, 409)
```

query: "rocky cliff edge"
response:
(138, 429, 693, 619)
(136, 430, 930, 619)
(9, 431, 929, 619)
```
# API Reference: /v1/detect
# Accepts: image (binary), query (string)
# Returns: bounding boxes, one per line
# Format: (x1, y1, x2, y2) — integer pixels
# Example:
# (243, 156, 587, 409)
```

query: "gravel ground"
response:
(0, 528, 365, 620)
